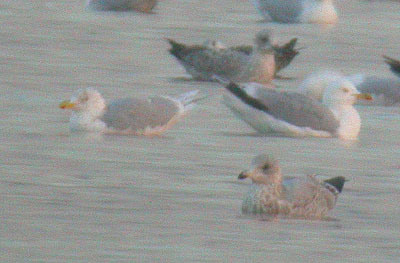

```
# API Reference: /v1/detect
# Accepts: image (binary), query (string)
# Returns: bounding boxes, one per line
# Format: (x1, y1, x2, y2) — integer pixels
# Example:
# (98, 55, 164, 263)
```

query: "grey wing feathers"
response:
(167, 39, 249, 80)
(230, 38, 298, 74)
(251, 88, 340, 133)
(273, 38, 298, 73)
(257, 0, 303, 23)
(101, 97, 179, 131)
(357, 77, 400, 105)
(230, 45, 253, 55)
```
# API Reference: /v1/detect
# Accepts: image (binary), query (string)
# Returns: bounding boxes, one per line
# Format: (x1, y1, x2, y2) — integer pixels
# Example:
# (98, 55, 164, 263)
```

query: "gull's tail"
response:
(175, 90, 203, 112)
(324, 176, 346, 194)
(273, 38, 299, 73)
(166, 38, 190, 61)
(383, 55, 400, 77)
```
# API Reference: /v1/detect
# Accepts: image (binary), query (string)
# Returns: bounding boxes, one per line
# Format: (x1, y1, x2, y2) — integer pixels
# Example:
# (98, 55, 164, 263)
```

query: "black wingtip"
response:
(383, 55, 400, 74)
(166, 38, 186, 59)
(324, 176, 346, 193)
(225, 82, 269, 112)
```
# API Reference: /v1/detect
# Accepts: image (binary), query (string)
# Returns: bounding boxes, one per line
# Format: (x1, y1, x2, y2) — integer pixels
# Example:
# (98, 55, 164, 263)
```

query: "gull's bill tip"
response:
(354, 93, 373, 101)
(59, 100, 76, 109)
(238, 171, 249, 180)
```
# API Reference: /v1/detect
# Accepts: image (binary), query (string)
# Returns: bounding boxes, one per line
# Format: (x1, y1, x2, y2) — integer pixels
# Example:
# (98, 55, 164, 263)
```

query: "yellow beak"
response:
(354, 93, 373, 101)
(59, 100, 77, 109)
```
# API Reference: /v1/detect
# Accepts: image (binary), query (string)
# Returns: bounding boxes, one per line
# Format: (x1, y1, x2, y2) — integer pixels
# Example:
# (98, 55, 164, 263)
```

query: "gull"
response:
(86, 0, 157, 13)
(238, 154, 346, 219)
(59, 88, 198, 135)
(203, 36, 299, 77)
(167, 30, 276, 85)
(251, 0, 338, 24)
(222, 80, 372, 140)
(299, 70, 400, 107)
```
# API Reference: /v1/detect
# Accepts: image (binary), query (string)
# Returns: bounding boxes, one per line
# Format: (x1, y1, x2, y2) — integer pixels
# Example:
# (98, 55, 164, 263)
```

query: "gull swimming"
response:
(251, 0, 338, 24)
(167, 30, 276, 84)
(86, 0, 157, 13)
(299, 69, 400, 107)
(239, 154, 346, 219)
(223, 80, 372, 140)
(204, 36, 299, 77)
(59, 88, 198, 135)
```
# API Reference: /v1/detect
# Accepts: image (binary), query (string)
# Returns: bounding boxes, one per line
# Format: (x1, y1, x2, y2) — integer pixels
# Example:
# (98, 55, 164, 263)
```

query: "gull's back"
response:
(168, 39, 250, 81)
(254, 0, 303, 23)
(282, 176, 338, 218)
(101, 97, 180, 132)
(248, 88, 340, 134)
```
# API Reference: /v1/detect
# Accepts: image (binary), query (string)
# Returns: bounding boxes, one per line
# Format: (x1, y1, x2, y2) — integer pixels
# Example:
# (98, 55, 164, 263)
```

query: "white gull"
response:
(59, 88, 198, 135)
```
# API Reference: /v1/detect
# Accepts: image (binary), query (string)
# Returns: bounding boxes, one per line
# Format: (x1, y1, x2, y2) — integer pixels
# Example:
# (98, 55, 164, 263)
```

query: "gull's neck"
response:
(70, 110, 107, 132)
(329, 104, 361, 140)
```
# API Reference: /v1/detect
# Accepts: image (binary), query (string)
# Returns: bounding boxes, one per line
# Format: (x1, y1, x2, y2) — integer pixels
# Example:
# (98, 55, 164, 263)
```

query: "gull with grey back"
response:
(299, 70, 400, 107)
(223, 80, 372, 140)
(204, 36, 299, 77)
(167, 30, 276, 85)
(59, 88, 198, 135)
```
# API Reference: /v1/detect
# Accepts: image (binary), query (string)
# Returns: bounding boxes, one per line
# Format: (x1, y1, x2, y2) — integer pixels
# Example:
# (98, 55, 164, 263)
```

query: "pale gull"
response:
(239, 154, 346, 219)
(86, 0, 157, 13)
(204, 36, 299, 77)
(167, 30, 276, 85)
(299, 70, 400, 106)
(251, 0, 338, 24)
(59, 88, 198, 135)
(222, 80, 372, 140)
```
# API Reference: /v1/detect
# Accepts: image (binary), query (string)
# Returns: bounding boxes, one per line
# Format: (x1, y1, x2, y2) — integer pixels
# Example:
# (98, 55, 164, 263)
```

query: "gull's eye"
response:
(341, 87, 349, 93)
(261, 164, 270, 170)
(80, 95, 89, 102)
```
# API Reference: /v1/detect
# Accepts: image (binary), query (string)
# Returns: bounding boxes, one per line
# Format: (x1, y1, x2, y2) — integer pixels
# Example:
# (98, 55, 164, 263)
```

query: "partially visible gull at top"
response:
(167, 30, 276, 85)
(86, 0, 158, 13)
(298, 68, 400, 107)
(222, 80, 372, 140)
(59, 88, 199, 135)
(238, 154, 346, 219)
(251, 0, 338, 24)
(203, 34, 300, 77)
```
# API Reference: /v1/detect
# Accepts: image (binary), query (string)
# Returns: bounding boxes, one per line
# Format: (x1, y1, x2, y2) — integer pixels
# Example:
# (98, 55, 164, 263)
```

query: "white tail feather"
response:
(175, 90, 199, 111)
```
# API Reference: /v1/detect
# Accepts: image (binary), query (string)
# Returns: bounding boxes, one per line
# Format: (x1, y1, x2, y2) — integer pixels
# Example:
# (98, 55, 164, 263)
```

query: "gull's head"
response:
(322, 79, 372, 107)
(298, 70, 344, 101)
(238, 154, 282, 185)
(59, 88, 106, 117)
(254, 29, 274, 51)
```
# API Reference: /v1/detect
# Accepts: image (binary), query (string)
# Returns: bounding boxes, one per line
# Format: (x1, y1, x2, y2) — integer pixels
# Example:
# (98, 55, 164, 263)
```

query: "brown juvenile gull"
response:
(223, 80, 372, 140)
(86, 0, 157, 13)
(59, 88, 198, 135)
(299, 70, 400, 107)
(204, 36, 299, 76)
(251, 0, 338, 24)
(167, 30, 276, 85)
(239, 154, 346, 219)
